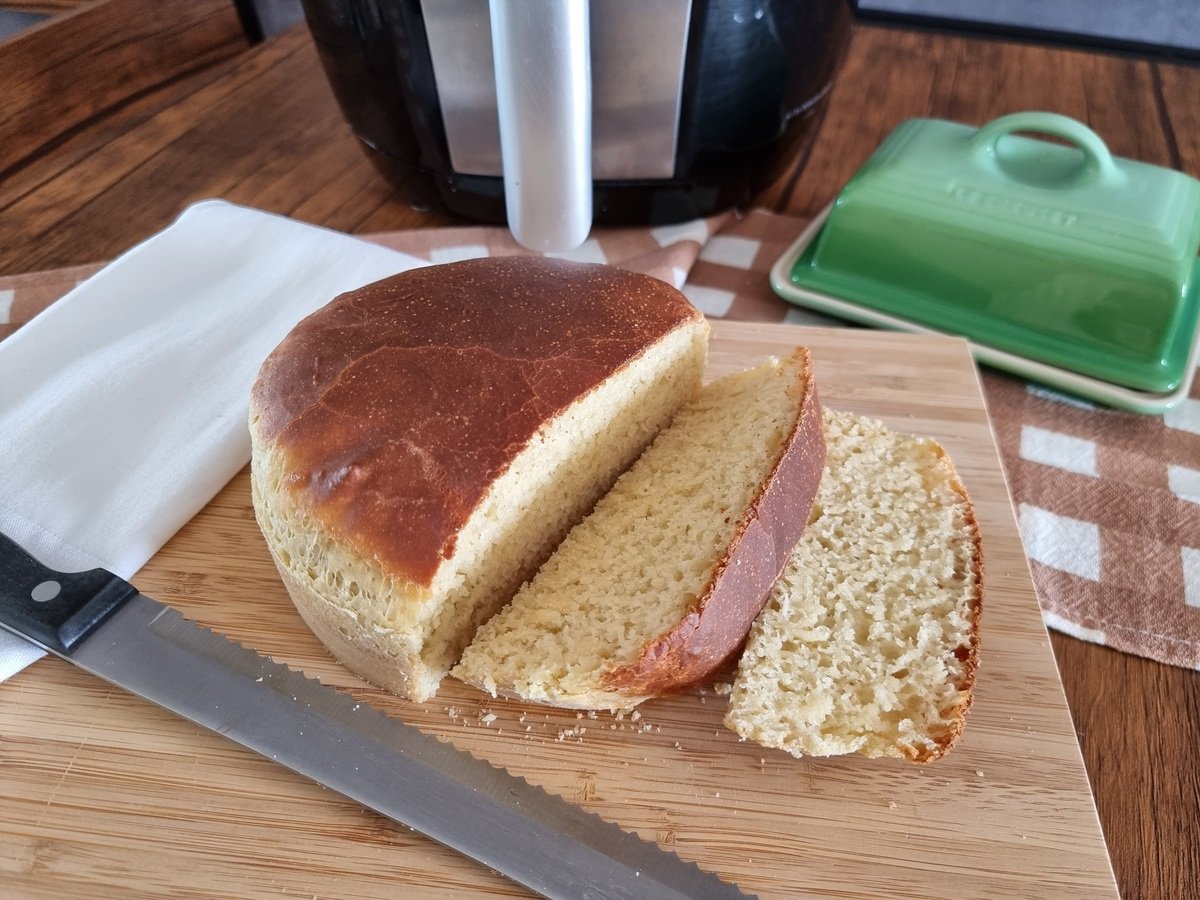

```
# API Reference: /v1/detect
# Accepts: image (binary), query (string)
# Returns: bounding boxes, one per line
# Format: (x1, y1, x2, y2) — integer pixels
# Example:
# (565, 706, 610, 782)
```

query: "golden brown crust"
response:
(250, 257, 703, 588)
(909, 444, 984, 764)
(602, 348, 827, 695)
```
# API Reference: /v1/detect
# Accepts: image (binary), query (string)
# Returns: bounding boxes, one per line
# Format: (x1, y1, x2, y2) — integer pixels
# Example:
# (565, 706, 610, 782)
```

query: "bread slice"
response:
(725, 410, 982, 763)
(250, 257, 709, 701)
(453, 349, 826, 709)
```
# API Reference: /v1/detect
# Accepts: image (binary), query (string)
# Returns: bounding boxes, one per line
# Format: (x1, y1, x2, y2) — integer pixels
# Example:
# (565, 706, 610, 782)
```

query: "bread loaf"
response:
(453, 349, 826, 709)
(725, 410, 983, 762)
(250, 257, 709, 701)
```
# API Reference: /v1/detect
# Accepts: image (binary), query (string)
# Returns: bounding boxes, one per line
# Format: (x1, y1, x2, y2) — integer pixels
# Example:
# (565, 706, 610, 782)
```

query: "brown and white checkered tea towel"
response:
(2, 208, 1197, 669)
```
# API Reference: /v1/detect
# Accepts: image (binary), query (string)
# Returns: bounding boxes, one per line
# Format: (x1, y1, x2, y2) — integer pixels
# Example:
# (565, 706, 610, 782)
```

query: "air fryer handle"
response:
(489, 0, 592, 252)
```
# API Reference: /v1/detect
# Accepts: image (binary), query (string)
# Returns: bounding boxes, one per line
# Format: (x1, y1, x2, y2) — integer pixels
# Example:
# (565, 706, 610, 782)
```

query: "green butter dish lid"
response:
(773, 111, 1200, 411)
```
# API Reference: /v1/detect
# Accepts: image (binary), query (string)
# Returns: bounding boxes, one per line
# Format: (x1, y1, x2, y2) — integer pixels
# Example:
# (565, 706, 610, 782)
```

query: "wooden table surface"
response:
(2, 13, 1198, 899)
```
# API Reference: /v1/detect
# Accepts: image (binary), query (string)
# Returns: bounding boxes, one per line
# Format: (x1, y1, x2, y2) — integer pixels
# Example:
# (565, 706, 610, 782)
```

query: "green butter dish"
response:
(771, 111, 1200, 413)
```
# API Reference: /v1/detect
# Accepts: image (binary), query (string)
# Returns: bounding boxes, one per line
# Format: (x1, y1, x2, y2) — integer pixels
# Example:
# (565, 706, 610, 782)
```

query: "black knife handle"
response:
(0, 531, 138, 656)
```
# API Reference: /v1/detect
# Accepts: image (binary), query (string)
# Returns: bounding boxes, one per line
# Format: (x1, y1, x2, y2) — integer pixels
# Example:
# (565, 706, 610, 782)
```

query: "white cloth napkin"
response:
(0, 200, 423, 680)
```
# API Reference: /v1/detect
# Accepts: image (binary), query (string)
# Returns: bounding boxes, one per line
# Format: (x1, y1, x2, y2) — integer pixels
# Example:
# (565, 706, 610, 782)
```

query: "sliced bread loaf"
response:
(725, 410, 982, 762)
(453, 348, 826, 709)
(250, 257, 709, 701)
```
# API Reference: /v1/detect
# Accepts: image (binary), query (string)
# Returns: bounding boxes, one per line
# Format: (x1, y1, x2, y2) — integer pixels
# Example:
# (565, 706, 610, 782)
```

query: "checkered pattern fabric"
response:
(4, 209, 1197, 668)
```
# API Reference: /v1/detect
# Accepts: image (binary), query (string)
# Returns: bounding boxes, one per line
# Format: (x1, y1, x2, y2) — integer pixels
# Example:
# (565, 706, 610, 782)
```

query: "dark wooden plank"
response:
(1, 1, 89, 10)
(0, 26, 442, 275)
(1155, 59, 1200, 174)
(1051, 635, 1200, 900)
(0, 31, 307, 272)
(772, 25, 1186, 216)
(0, 0, 247, 175)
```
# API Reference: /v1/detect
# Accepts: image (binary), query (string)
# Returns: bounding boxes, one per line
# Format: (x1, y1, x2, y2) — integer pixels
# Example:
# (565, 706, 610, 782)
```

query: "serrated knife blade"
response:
(0, 531, 753, 900)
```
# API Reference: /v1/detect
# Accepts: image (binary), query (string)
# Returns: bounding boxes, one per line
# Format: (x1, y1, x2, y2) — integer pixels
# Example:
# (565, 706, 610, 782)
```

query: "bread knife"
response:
(0, 531, 752, 900)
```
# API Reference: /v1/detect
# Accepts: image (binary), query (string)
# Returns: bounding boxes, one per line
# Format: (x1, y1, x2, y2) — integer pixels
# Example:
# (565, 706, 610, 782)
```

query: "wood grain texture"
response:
(0, 0, 246, 176)
(0, 25, 444, 276)
(0, 323, 1115, 898)
(0, 1, 88, 11)
(761, 25, 1200, 222)
(0, 15, 1196, 898)
(1049, 633, 1200, 900)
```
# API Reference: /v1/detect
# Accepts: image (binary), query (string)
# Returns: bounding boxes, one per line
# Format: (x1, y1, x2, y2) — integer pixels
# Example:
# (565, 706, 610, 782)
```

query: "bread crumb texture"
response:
(454, 353, 814, 709)
(725, 409, 982, 762)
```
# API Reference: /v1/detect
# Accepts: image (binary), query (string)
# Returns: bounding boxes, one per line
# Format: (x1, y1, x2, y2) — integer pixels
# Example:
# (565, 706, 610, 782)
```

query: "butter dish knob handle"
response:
(972, 111, 1122, 185)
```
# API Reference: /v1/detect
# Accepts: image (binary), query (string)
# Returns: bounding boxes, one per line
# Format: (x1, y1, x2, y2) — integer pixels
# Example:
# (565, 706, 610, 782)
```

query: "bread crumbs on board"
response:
(438, 702, 683, 747)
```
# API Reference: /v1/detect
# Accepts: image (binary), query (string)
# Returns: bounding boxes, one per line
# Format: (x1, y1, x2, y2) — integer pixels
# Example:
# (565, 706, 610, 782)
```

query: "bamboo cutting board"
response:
(0, 321, 1116, 899)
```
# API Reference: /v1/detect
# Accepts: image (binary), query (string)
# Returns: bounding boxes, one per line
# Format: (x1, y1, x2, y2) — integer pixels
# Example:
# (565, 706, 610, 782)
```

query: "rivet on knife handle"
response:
(0, 531, 136, 655)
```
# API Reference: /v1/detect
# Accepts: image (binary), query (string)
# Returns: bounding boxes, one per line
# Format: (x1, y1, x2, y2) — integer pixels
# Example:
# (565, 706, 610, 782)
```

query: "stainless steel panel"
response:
(421, 0, 693, 180)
